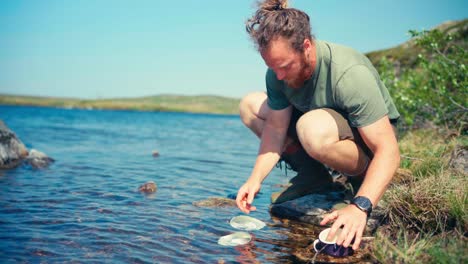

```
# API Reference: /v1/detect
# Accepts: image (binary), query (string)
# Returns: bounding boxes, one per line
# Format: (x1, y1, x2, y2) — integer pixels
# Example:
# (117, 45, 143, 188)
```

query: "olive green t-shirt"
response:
(266, 40, 400, 127)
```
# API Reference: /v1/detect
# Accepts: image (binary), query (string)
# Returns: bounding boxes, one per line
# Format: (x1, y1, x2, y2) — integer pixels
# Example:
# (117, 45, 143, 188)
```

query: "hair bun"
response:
(259, 0, 288, 11)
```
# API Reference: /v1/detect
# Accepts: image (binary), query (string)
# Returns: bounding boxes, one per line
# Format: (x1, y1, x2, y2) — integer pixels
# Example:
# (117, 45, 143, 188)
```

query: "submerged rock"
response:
(152, 150, 160, 158)
(24, 149, 55, 169)
(138, 181, 157, 193)
(0, 120, 29, 169)
(192, 197, 237, 208)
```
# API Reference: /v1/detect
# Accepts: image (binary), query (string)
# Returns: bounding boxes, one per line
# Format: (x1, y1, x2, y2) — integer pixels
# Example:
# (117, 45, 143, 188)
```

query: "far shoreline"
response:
(0, 94, 241, 116)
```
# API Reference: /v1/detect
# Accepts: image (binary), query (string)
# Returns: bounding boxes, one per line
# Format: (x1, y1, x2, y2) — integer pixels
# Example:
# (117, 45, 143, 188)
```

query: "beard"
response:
(285, 53, 313, 89)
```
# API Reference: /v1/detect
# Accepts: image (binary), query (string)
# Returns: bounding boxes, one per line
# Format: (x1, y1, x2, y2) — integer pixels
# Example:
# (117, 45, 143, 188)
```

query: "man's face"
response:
(260, 37, 312, 89)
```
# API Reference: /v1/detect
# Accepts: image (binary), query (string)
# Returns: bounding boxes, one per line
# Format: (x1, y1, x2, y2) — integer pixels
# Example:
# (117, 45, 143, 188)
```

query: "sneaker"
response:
(271, 147, 333, 204)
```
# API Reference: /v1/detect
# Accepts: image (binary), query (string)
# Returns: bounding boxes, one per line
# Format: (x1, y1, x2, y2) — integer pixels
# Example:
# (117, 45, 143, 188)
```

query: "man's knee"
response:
(296, 109, 339, 158)
(239, 92, 268, 126)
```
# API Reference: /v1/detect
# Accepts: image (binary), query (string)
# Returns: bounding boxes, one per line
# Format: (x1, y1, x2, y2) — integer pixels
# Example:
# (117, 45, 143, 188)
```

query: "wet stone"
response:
(138, 181, 157, 193)
(0, 120, 29, 169)
(152, 150, 160, 158)
(24, 149, 55, 169)
(269, 188, 385, 235)
(192, 197, 236, 208)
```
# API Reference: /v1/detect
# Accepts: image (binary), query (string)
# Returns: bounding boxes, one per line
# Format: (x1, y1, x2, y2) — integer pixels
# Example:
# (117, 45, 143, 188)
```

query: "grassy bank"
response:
(0, 94, 241, 115)
(372, 129, 467, 263)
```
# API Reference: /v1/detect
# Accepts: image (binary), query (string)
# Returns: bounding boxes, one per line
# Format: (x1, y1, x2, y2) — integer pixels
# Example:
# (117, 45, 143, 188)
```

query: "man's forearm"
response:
(355, 146, 400, 207)
(248, 124, 286, 184)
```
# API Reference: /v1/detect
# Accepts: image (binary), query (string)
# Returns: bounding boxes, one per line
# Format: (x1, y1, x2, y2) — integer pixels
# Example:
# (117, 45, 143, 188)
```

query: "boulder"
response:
(24, 149, 55, 169)
(0, 120, 29, 169)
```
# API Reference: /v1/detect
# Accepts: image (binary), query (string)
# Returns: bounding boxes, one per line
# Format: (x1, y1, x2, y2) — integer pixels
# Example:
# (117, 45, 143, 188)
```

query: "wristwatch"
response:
(351, 196, 373, 216)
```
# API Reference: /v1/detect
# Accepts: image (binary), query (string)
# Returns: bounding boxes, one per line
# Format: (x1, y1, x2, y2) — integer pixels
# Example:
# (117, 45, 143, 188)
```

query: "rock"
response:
(0, 120, 29, 169)
(138, 181, 157, 193)
(449, 145, 468, 174)
(24, 149, 55, 169)
(270, 187, 386, 235)
(193, 197, 237, 208)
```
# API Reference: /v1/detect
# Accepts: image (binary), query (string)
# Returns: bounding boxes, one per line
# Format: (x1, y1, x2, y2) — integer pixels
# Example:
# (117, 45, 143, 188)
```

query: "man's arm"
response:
(321, 115, 400, 249)
(355, 116, 400, 205)
(236, 105, 292, 213)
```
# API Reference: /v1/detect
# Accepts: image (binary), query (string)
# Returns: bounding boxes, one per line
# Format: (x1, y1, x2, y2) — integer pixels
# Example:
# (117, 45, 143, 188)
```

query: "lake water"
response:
(0, 105, 331, 263)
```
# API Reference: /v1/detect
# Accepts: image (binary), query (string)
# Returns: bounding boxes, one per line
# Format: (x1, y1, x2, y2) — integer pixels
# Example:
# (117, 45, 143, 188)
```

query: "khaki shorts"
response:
(287, 107, 398, 161)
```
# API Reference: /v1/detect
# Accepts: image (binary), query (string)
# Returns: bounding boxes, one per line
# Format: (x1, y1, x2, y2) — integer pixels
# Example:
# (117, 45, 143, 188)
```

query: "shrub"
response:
(379, 29, 467, 132)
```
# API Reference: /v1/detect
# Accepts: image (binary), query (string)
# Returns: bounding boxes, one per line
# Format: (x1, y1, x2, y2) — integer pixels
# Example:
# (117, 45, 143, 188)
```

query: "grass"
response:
(372, 129, 467, 263)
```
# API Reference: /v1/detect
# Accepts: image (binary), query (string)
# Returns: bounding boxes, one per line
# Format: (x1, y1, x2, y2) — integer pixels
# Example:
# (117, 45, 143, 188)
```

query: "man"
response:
(235, 0, 400, 250)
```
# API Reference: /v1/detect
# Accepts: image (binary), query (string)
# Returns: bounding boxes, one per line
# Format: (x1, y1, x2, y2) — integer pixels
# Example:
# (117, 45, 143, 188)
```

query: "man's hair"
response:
(246, 0, 313, 52)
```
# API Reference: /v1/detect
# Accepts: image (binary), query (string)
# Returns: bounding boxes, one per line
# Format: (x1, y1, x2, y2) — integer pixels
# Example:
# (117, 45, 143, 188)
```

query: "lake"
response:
(0, 105, 331, 263)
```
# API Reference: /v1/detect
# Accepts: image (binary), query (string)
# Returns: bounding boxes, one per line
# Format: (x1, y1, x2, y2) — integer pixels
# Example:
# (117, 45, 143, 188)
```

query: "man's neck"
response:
(305, 41, 317, 80)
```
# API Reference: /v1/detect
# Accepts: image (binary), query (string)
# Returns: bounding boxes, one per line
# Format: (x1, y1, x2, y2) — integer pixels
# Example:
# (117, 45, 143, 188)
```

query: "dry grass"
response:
(372, 129, 467, 263)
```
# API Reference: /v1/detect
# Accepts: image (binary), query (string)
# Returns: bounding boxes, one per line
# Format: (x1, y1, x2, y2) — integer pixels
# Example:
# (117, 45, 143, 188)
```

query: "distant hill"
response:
(1, 19, 466, 115)
(0, 94, 241, 115)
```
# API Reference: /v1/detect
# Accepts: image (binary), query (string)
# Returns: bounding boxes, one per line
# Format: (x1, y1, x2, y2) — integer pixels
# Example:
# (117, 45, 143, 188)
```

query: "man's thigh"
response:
(288, 107, 373, 158)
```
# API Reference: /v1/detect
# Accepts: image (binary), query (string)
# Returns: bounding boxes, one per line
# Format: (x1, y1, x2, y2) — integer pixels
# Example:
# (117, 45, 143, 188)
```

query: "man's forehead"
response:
(261, 45, 296, 68)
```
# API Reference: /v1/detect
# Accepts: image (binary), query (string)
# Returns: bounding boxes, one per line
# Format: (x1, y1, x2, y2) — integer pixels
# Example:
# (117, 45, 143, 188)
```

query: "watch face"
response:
(353, 196, 372, 214)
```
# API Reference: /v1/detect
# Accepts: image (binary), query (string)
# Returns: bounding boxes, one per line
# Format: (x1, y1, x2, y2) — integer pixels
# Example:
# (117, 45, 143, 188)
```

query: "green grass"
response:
(372, 129, 468, 263)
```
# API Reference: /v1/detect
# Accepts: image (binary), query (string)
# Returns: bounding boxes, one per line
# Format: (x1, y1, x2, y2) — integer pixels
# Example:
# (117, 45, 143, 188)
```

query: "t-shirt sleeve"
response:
(265, 69, 290, 110)
(335, 65, 388, 127)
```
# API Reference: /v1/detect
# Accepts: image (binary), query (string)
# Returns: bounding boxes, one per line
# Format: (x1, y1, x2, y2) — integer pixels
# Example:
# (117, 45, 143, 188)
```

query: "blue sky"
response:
(0, 0, 466, 99)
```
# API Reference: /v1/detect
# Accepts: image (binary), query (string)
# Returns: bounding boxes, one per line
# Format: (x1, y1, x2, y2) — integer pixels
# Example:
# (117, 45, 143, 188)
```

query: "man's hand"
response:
(236, 179, 261, 214)
(320, 204, 367, 250)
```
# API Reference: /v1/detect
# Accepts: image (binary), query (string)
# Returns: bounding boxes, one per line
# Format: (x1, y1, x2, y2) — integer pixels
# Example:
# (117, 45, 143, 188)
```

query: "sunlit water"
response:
(0, 105, 329, 263)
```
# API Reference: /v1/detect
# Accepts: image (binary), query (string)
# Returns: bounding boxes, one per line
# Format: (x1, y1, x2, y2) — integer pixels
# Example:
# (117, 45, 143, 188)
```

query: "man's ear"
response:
(303, 38, 312, 53)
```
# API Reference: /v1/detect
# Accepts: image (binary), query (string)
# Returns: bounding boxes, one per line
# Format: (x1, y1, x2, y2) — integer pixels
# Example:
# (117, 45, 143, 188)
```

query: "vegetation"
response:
(369, 19, 467, 263)
(372, 130, 467, 263)
(372, 19, 467, 131)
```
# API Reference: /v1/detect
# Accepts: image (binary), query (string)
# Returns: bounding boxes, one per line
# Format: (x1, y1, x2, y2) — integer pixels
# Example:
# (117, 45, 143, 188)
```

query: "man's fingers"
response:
(236, 189, 248, 212)
(247, 189, 255, 205)
(320, 211, 338, 225)
(352, 225, 366, 250)
(342, 225, 357, 247)
(327, 219, 344, 241)
(246, 204, 257, 212)
(336, 223, 351, 246)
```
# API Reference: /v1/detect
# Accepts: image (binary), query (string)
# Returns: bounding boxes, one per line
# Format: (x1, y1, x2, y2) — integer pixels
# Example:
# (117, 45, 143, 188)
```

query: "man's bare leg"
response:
(296, 109, 369, 176)
(239, 92, 295, 150)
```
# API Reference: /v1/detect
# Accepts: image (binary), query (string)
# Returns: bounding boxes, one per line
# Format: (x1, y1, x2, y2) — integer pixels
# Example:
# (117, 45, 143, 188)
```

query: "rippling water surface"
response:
(0, 105, 328, 263)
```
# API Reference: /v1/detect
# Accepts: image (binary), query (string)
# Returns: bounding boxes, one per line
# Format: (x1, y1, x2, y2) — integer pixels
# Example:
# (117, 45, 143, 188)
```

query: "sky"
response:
(0, 0, 466, 99)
